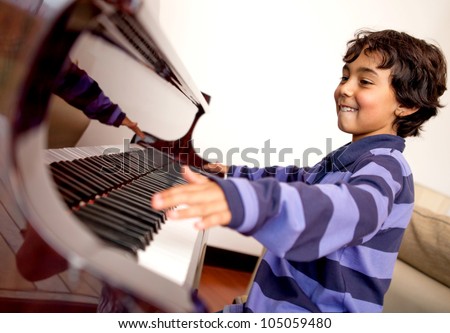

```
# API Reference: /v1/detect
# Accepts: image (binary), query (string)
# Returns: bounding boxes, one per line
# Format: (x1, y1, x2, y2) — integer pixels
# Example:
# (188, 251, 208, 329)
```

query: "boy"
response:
(152, 29, 447, 312)
(152, 30, 447, 312)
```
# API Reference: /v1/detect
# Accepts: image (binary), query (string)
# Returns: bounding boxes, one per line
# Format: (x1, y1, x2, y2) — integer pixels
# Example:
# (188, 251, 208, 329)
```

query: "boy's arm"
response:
(152, 155, 412, 262)
(222, 154, 413, 261)
(53, 61, 145, 138)
(227, 165, 311, 183)
(53, 61, 126, 127)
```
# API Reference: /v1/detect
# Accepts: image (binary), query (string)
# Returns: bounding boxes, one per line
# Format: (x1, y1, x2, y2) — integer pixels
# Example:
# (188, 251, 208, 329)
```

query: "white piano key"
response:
(137, 215, 203, 288)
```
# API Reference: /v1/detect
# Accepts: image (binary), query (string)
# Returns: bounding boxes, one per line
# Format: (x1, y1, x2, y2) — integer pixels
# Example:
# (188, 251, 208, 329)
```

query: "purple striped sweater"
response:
(216, 134, 414, 312)
(53, 61, 126, 127)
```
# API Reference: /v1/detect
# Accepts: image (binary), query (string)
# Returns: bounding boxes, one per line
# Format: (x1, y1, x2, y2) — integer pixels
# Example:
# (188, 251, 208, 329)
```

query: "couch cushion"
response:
(398, 205, 450, 287)
(383, 260, 450, 313)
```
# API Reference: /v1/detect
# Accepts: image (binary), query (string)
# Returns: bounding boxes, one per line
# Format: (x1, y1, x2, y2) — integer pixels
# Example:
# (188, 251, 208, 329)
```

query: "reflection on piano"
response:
(0, 0, 213, 312)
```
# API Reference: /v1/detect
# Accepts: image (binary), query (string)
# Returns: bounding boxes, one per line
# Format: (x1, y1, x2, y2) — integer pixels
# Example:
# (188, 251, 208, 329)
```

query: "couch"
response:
(383, 183, 450, 312)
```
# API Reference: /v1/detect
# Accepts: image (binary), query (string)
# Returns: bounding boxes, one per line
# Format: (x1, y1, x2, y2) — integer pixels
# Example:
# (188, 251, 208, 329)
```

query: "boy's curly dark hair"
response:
(343, 29, 447, 137)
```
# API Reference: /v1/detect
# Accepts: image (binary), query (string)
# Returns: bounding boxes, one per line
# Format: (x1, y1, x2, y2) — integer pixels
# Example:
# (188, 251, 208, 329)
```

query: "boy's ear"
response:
(395, 106, 419, 117)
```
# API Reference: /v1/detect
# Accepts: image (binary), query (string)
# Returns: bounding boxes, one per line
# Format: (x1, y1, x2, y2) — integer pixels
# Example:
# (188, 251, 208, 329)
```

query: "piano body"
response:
(0, 0, 211, 312)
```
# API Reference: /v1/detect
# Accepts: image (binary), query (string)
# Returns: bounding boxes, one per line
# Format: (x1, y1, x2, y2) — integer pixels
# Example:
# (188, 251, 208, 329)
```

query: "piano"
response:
(0, 0, 212, 312)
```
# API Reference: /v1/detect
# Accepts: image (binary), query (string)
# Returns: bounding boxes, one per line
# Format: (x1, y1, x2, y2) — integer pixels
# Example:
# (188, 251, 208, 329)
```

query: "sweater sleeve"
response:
(52, 61, 126, 127)
(215, 153, 412, 262)
(228, 165, 311, 182)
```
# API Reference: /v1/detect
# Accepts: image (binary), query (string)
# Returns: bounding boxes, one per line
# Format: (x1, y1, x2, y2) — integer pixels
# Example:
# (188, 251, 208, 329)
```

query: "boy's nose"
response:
(339, 82, 354, 97)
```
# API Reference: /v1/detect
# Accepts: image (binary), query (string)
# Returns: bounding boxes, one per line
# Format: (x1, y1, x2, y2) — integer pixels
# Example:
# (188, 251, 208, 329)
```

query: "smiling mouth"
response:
(339, 106, 358, 112)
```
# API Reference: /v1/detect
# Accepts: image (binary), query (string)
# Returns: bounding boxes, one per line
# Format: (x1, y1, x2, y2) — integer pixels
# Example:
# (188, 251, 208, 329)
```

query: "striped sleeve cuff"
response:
(212, 178, 245, 229)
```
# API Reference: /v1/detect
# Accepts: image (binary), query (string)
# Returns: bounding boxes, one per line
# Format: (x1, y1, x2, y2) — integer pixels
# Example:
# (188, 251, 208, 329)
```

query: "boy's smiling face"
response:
(334, 50, 400, 142)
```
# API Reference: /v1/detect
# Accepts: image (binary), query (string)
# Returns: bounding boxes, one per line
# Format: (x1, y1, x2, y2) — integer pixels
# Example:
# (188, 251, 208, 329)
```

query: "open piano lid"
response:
(1, 0, 209, 312)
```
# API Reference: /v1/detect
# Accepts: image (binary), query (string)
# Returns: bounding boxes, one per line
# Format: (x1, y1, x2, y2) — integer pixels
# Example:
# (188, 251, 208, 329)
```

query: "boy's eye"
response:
(360, 79, 373, 85)
(340, 76, 349, 83)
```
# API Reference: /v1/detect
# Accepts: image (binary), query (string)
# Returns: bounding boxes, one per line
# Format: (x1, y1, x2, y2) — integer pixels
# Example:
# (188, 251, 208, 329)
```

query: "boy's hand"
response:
(151, 166, 231, 230)
(203, 162, 230, 176)
(121, 116, 145, 139)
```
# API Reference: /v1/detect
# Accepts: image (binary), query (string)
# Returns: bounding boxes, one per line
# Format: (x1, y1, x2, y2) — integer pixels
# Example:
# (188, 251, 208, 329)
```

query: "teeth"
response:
(340, 106, 358, 112)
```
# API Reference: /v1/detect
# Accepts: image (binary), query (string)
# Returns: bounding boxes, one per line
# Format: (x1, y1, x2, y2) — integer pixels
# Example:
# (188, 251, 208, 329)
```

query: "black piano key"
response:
(107, 185, 159, 216)
(50, 167, 95, 200)
(110, 185, 153, 207)
(93, 197, 154, 242)
(89, 155, 131, 183)
(97, 195, 158, 233)
(75, 206, 147, 250)
(50, 164, 98, 194)
(146, 173, 181, 188)
(74, 210, 139, 254)
(104, 154, 141, 179)
(151, 171, 186, 186)
(135, 174, 169, 189)
(143, 146, 174, 169)
(125, 183, 155, 198)
(82, 204, 150, 246)
(59, 160, 114, 192)
(74, 158, 121, 188)
(126, 152, 154, 172)
(134, 153, 156, 173)
(111, 187, 162, 215)
(134, 178, 167, 195)
(81, 205, 148, 247)
(57, 186, 84, 206)
(121, 185, 170, 212)
(122, 152, 147, 173)
(51, 161, 105, 194)
(129, 178, 162, 196)
(108, 189, 164, 228)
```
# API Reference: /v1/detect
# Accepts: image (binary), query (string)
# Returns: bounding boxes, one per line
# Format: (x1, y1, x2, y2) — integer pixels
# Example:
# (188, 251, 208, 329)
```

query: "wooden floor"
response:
(0, 263, 252, 313)
(197, 265, 253, 313)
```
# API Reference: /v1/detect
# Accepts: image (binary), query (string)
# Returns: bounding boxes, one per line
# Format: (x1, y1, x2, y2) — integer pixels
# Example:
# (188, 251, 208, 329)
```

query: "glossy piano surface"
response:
(0, 0, 211, 312)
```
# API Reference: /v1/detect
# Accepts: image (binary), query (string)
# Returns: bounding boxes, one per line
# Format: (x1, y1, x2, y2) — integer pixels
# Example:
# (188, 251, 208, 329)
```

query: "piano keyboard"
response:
(45, 144, 206, 287)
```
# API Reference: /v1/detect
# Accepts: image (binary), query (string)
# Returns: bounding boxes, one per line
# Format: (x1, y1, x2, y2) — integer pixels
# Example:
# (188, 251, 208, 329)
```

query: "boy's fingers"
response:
(203, 163, 229, 175)
(151, 183, 219, 210)
(166, 200, 228, 220)
(151, 191, 187, 210)
(195, 211, 232, 230)
(134, 126, 145, 139)
(181, 166, 208, 184)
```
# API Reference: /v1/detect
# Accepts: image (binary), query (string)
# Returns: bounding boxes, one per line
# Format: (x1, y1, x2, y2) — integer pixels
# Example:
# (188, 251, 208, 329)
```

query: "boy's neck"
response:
(352, 131, 398, 142)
